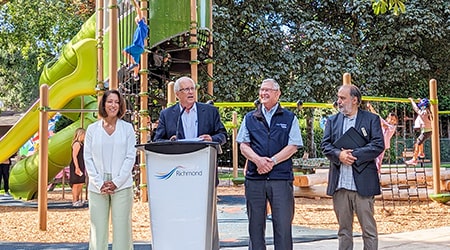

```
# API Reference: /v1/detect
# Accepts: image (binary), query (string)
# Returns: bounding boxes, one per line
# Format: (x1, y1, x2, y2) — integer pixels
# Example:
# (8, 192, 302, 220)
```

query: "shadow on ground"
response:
(0, 193, 337, 249)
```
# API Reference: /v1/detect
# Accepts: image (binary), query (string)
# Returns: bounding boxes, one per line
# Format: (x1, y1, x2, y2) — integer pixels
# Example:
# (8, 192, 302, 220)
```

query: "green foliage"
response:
(372, 0, 406, 15)
(0, 0, 94, 111)
(212, 0, 449, 156)
(212, 0, 449, 109)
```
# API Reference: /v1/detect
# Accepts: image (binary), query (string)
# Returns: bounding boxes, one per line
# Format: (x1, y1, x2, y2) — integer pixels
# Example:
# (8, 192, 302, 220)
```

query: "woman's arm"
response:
(72, 142, 83, 176)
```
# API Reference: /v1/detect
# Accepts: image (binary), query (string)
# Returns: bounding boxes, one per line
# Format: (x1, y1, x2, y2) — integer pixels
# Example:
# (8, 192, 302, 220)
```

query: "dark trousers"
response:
(245, 179, 294, 250)
(0, 164, 10, 192)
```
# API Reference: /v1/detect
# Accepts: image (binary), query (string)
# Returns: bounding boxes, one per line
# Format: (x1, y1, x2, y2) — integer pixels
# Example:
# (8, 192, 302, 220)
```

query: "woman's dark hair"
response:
(98, 90, 126, 118)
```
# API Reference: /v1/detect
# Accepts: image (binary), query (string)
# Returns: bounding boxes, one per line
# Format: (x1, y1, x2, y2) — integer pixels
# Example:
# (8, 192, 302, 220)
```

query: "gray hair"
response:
(339, 84, 362, 105)
(174, 76, 195, 92)
(262, 78, 280, 90)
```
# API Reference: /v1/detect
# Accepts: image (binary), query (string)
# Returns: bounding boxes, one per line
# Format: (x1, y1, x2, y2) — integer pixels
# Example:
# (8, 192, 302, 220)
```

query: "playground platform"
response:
(1, 193, 449, 249)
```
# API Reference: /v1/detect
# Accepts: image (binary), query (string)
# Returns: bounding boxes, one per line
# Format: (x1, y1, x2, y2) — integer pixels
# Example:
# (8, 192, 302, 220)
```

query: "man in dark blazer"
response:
(153, 76, 227, 250)
(321, 84, 384, 250)
(153, 77, 227, 144)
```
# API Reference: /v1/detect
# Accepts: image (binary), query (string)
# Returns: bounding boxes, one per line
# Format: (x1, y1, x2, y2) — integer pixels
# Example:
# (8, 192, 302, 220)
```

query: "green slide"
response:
(1, 0, 212, 200)
(7, 38, 98, 200)
(0, 15, 97, 164)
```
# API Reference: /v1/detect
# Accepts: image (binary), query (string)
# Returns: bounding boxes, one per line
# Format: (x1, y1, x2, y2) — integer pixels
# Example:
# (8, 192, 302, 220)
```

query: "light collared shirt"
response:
(181, 103, 198, 139)
(337, 112, 358, 191)
(236, 104, 303, 147)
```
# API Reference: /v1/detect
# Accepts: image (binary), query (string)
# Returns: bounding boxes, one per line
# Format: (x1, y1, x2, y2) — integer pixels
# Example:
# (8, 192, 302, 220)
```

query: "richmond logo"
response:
(155, 166, 203, 180)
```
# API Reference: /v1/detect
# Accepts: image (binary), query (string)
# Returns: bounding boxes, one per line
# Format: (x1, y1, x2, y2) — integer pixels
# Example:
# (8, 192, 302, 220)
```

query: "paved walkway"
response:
(0, 227, 449, 249)
(1, 193, 449, 249)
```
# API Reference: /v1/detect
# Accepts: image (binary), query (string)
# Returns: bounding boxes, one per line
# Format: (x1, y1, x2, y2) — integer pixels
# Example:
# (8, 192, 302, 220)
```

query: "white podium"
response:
(138, 141, 220, 250)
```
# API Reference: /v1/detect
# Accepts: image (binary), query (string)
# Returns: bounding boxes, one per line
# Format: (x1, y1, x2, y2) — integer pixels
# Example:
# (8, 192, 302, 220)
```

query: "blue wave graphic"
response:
(155, 166, 184, 180)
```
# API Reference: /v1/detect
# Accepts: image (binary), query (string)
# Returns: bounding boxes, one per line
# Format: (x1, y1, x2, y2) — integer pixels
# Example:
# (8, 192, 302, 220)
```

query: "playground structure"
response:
(0, 0, 214, 201)
(0, 0, 214, 230)
(0, 0, 449, 231)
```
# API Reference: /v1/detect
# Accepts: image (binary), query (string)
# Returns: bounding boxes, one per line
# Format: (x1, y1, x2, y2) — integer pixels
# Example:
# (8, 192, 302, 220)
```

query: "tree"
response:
(212, 0, 449, 156)
(0, 0, 94, 111)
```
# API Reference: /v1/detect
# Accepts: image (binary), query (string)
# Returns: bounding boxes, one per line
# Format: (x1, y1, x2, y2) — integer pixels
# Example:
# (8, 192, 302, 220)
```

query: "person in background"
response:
(367, 102, 398, 172)
(123, 0, 149, 82)
(405, 97, 432, 165)
(321, 84, 384, 250)
(84, 90, 136, 250)
(0, 156, 12, 196)
(69, 128, 86, 207)
(236, 78, 303, 249)
(153, 76, 227, 250)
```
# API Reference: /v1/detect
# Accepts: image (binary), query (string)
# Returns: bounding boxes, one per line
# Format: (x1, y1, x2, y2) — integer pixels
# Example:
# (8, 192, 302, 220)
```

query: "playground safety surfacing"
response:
(0, 193, 337, 249)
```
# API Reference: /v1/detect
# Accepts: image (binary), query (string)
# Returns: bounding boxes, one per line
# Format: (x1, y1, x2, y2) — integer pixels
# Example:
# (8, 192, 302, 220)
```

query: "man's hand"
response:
(198, 134, 212, 142)
(339, 149, 357, 166)
(255, 156, 275, 174)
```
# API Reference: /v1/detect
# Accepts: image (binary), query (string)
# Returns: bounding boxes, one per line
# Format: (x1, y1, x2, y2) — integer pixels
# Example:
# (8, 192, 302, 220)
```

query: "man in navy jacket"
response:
(153, 76, 226, 250)
(237, 78, 303, 250)
(153, 77, 227, 144)
(321, 84, 384, 250)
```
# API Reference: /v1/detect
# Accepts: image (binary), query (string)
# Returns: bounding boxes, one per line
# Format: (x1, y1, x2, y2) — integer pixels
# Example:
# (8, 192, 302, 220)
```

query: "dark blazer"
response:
(153, 102, 227, 145)
(321, 109, 384, 197)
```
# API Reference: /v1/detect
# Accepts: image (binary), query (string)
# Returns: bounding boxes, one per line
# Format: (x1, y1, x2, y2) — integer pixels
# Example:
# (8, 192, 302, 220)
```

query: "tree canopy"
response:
(0, 0, 448, 113)
(211, 0, 449, 110)
(0, 0, 94, 110)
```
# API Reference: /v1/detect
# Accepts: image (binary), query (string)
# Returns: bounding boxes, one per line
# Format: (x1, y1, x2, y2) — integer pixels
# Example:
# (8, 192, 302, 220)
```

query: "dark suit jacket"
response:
(153, 102, 227, 145)
(321, 109, 384, 197)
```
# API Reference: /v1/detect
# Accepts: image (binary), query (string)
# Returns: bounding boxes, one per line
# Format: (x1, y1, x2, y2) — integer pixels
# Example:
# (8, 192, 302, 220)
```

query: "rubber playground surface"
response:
(0, 193, 337, 249)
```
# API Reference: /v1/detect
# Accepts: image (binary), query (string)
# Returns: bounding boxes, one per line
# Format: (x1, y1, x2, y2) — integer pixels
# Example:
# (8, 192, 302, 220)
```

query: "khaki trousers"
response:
(333, 189, 378, 250)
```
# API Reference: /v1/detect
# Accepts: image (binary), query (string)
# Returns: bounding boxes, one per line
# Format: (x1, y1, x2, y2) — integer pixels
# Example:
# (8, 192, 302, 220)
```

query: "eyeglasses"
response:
(259, 88, 278, 93)
(178, 87, 196, 93)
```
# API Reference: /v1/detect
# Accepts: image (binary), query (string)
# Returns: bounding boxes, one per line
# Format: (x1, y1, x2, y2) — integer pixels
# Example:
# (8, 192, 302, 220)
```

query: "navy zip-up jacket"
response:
(245, 104, 295, 180)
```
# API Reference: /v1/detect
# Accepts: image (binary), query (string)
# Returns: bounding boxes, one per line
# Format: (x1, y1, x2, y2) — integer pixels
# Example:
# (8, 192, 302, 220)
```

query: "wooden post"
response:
(61, 168, 66, 199)
(108, 0, 118, 90)
(190, 0, 198, 99)
(207, 0, 214, 96)
(430, 79, 441, 194)
(96, 0, 105, 94)
(167, 81, 175, 105)
(232, 111, 238, 178)
(343, 73, 351, 85)
(38, 84, 49, 231)
(139, 0, 149, 202)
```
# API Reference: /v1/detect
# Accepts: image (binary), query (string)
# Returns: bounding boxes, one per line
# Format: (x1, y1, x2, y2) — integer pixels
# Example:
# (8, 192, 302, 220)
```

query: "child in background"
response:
(69, 128, 86, 207)
(367, 103, 398, 172)
(405, 97, 432, 165)
(123, 0, 149, 81)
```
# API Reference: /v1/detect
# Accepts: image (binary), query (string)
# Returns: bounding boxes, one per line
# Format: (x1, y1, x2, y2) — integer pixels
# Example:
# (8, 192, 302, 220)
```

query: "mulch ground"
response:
(0, 185, 449, 243)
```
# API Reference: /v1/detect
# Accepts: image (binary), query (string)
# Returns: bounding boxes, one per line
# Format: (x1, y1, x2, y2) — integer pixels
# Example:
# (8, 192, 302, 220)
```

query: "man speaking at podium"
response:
(153, 76, 227, 144)
(153, 76, 227, 250)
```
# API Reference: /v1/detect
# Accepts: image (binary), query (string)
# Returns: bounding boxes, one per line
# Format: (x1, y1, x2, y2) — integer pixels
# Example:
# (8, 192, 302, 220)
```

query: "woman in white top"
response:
(84, 89, 136, 250)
